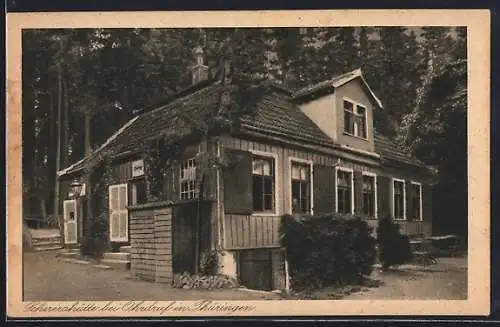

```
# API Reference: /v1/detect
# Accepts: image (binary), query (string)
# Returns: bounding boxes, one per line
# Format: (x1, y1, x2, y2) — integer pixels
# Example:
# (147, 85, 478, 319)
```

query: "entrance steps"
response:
(30, 229, 63, 252)
(100, 246, 131, 271)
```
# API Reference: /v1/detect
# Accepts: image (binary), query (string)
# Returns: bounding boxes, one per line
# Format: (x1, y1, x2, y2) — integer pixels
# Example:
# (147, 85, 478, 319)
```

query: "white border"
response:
(392, 178, 406, 221)
(335, 166, 354, 215)
(249, 149, 280, 216)
(288, 157, 314, 215)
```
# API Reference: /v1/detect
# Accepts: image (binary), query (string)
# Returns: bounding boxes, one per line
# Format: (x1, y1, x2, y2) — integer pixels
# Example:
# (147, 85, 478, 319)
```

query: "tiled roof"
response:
(58, 81, 226, 176)
(238, 88, 335, 147)
(58, 76, 424, 177)
(374, 132, 425, 166)
(293, 68, 384, 109)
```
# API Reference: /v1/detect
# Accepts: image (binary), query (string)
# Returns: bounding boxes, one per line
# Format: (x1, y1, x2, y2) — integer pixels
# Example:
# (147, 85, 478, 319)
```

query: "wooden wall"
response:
(224, 214, 281, 249)
(129, 203, 173, 284)
(221, 135, 433, 250)
(129, 206, 156, 282)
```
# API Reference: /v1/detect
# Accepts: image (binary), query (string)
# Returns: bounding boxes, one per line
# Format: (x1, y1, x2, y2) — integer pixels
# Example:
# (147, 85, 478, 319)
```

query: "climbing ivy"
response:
(81, 153, 115, 258)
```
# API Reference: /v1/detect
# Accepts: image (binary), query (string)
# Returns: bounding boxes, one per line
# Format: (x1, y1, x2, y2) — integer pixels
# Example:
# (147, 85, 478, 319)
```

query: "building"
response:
(57, 50, 436, 291)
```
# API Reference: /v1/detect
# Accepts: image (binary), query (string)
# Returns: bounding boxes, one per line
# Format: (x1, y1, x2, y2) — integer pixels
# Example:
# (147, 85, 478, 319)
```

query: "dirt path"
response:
(23, 251, 467, 301)
(345, 257, 468, 300)
(23, 251, 280, 301)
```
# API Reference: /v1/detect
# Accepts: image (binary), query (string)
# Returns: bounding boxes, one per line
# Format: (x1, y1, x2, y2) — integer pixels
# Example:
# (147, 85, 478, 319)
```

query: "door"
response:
(238, 249, 273, 291)
(63, 199, 78, 244)
(109, 184, 129, 242)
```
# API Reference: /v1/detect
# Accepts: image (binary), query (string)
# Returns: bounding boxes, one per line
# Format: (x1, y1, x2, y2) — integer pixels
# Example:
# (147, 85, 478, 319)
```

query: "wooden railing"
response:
(24, 215, 61, 229)
(223, 214, 282, 250)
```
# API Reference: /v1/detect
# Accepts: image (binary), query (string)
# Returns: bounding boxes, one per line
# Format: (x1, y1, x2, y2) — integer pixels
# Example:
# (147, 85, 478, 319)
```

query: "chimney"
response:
(192, 45, 209, 85)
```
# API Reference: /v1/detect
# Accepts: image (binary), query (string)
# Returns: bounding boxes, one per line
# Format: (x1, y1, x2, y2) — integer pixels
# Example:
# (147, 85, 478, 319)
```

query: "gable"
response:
(335, 78, 379, 111)
(293, 68, 383, 109)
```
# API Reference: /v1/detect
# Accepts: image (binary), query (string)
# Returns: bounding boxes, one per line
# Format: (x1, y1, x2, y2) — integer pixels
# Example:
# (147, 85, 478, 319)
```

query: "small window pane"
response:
(263, 177, 273, 195)
(300, 166, 309, 180)
(264, 194, 273, 211)
(291, 165, 301, 180)
(253, 176, 264, 211)
(344, 100, 354, 111)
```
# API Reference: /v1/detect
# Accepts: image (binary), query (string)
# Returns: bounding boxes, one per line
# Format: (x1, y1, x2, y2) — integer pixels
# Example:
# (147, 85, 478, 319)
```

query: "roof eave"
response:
(292, 69, 384, 109)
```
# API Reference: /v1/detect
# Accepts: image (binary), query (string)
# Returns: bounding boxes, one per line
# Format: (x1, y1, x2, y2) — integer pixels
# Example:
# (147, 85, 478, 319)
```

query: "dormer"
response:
(293, 69, 383, 153)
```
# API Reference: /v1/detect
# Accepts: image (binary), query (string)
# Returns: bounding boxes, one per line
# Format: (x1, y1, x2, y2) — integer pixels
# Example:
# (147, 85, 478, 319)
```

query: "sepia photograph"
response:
(7, 10, 490, 317)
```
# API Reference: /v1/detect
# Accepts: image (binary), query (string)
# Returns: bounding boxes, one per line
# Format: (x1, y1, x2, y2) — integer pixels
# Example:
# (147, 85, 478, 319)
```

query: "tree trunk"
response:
(53, 38, 64, 224)
(22, 78, 35, 215)
(62, 74, 70, 168)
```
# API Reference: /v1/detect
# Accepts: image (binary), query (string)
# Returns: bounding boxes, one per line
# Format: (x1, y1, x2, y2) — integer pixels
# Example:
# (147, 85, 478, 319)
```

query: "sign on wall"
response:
(132, 159, 145, 177)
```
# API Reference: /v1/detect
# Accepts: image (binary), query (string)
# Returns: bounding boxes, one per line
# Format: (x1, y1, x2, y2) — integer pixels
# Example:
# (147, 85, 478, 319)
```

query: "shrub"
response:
(280, 214, 377, 291)
(199, 250, 221, 275)
(172, 272, 239, 289)
(80, 212, 108, 259)
(377, 216, 412, 269)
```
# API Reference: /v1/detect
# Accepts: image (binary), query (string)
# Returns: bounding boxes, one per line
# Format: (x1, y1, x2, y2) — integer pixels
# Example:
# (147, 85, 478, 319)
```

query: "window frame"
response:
(250, 150, 279, 216)
(335, 166, 355, 215)
(179, 157, 198, 201)
(288, 157, 314, 215)
(410, 181, 423, 221)
(361, 172, 378, 219)
(392, 178, 407, 221)
(342, 97, 369, 140)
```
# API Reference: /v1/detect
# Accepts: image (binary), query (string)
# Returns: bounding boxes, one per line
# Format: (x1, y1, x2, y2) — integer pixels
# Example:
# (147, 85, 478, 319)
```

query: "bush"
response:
(80, 212, 108, 259)
(280, 214, 376, 291)
(199, 250, 221, 275)
(172, 272, 238, 289)
(377, 216, 412, 269)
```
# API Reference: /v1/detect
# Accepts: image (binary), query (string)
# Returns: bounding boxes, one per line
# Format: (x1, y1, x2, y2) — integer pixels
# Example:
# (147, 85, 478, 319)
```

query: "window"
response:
(252, 156, 275, 212)
(411, 182, 422, 221)
(356, 105, 367, 138)
(336, 168, 353, 214)
(180, 158, 198, 200)
(343, 99, 368, 139)
(362, 173, 376, 217)
(130, 179, 147, 205)
(291, 162, 311, 214)
(393, 179, 406, 220)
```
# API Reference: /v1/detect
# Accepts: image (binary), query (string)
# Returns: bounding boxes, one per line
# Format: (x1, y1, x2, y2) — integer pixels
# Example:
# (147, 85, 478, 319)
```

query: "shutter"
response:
(422, 184, 433, 223)
(377, 175, 391, 220)
(223, 149, 253, 214)
(354, 171, 363, 216)
(109, 185, 119, 241)
(313, 164, 335, 215)
(118, 184, 128, 240)
(405, 180, 413, 221)
(109, 184, 128, 242)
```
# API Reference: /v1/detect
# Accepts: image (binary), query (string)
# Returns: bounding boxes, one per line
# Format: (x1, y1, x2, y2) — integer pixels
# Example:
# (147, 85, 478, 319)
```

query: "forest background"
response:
(21, 27, 467, 236)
